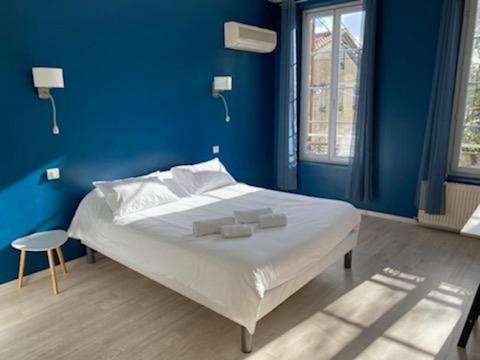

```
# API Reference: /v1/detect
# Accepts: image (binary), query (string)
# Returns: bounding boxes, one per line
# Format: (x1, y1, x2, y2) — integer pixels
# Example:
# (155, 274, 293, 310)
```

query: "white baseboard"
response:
(359, 209, 418, 225)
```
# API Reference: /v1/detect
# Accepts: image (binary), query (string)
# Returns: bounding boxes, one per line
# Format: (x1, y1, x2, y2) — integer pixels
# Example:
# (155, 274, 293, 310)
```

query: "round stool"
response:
(11, 230, 68, 295)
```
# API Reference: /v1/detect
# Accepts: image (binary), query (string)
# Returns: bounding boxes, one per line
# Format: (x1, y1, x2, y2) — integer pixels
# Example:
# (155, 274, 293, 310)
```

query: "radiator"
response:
(417, 182, 480, 232)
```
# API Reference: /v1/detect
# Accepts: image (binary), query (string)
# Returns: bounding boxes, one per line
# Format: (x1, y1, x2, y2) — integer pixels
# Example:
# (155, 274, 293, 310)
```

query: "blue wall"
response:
(0, 0, 448, 285)
(294, 0, 443, 218)
(0, 0, 276, 284)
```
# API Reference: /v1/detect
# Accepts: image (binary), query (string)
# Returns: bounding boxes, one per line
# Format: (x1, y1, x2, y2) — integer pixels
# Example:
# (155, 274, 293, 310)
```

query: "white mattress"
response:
(68, 183, 361, 333)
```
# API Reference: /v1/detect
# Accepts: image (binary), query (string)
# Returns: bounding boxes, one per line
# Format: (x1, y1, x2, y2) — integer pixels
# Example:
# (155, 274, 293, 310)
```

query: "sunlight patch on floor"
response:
(356, 336, 435, 360)
(250, 269, 469, 360)
(383, 267, 426, 283)
(255, 312, 362, 360)
(427, 290, 463, 306)
(371, 273, 417, 291)
(384, 298, 462, 355)
(252, 272, 416, 359)
(357, 287, 463, 359)
(439, 281, 471, 296)
(324, 280, 407, 327)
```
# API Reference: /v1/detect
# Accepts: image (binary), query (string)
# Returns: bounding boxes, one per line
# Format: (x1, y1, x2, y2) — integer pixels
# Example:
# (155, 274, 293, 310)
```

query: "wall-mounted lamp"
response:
(212, 76, 232, 122)
(32, 67, 64, 135)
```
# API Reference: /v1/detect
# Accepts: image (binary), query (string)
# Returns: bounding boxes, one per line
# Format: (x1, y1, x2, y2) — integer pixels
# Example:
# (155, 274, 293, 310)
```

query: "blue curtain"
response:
(276, 0, 298, 190)
(348, 0, 378, 202)
(416, 0, 464, 215)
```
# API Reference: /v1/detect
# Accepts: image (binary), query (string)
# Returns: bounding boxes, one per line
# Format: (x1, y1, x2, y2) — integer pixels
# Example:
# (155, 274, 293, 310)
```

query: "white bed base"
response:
(82, 227, 358, 353)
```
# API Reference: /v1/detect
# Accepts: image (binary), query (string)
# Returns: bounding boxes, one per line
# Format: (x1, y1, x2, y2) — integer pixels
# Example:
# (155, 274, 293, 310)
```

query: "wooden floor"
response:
(0, 216, 479, 360)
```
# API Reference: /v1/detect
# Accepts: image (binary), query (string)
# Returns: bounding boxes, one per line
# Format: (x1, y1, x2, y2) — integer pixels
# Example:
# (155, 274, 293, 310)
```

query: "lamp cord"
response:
(217, 93, 231, 123)
(48, 94, 60, 134)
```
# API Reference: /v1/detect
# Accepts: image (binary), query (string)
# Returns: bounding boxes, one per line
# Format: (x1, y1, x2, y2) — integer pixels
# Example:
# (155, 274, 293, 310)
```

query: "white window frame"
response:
(299, 1, 363, 164)
(450, 0, 480, 178)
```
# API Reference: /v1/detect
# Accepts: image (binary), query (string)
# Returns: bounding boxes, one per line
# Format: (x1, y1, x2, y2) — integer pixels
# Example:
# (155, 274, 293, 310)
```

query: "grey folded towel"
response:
(234, 208, 273, 224)
(193, 217, 236, 237)
(259, 213, 287, 229)
(221, 224, 253, 238)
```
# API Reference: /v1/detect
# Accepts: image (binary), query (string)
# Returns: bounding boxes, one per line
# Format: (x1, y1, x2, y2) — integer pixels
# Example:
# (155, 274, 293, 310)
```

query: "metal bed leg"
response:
(86, 247, 96, 264)
(241, 326, 253, 353)
(344, 250, 352, 269)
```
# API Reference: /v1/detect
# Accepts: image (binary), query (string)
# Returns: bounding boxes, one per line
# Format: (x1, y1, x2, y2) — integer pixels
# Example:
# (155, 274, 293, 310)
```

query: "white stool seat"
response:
(12, 230, 67, 252)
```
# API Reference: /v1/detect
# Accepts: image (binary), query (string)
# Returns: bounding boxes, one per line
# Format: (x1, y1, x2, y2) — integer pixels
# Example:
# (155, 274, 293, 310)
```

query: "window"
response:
(451, 0, 480, 177)
(300, 3, 365, 163)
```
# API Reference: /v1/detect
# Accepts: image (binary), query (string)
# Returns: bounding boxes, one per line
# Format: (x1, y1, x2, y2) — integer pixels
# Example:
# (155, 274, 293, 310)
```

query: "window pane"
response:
(300, 6, 365, 163)
(336, 10, 365, 158)
(336, 123, 354, 157)
(458, 3, 480, 169)
(305, 15, 333, 157)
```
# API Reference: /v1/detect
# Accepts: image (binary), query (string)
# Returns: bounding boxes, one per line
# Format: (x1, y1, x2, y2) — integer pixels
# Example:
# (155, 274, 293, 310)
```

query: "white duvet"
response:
(68, 183, 360, 333)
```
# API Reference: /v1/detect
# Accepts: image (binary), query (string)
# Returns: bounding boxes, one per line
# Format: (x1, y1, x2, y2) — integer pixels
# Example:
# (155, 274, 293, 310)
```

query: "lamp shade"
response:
(32, 67, 64, 88)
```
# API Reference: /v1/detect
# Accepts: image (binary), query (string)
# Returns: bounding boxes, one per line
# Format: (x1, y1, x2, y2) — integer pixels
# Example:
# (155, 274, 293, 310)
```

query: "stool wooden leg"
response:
(47, 250, 59, 295)
(18, 250, 26, 288)
(56, 247, 67, 274)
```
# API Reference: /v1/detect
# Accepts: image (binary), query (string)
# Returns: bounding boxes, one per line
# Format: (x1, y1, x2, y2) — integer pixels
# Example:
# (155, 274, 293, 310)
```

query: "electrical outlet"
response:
(213, 145, 220, 154)
(46, 168, 60, 180)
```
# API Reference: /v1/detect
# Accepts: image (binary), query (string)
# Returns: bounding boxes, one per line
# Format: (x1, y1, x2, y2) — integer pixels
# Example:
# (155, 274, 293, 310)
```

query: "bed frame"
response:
(85, 246, 353, 353)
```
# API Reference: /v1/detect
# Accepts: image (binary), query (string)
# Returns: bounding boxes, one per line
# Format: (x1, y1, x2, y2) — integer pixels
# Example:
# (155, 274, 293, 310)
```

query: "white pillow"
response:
(156, 170, 190, 198)
(93, 174, 179, 220)
(171, 158, 236, 195)
(93, 172, 156, 212)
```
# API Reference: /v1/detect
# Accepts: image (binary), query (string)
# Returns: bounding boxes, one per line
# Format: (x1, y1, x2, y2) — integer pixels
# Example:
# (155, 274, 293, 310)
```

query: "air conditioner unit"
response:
(224, 22, 277, 54)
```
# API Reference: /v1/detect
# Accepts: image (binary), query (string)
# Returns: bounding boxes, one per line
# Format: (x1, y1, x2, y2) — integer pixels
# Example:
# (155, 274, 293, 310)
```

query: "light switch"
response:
(213, 145, 220, 154)
(46, 168, 60, 180)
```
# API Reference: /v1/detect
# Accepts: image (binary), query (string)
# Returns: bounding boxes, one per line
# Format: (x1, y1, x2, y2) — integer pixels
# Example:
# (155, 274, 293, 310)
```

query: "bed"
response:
(68, 179, 361, 353)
